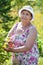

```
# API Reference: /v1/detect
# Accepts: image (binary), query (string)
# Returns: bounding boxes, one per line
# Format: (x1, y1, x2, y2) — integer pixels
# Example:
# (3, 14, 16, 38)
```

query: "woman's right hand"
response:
(8, 42, 15, 48)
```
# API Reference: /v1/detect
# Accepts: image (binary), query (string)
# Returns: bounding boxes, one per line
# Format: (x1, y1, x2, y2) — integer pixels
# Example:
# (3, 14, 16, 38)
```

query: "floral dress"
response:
(11, 22, 39, 65)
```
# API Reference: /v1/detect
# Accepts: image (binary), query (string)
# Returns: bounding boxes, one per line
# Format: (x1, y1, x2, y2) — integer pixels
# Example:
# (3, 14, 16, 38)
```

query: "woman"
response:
(4, 5, 39, 65)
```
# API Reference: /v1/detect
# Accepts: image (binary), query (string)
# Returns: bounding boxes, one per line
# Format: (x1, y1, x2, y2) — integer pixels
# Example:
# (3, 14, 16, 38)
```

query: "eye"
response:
(22, 12, 25, 15)
(26, 13, 29, 16)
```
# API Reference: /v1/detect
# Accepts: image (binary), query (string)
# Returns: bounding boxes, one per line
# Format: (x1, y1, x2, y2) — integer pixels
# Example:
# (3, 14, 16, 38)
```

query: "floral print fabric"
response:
(11, 23, 39, 65)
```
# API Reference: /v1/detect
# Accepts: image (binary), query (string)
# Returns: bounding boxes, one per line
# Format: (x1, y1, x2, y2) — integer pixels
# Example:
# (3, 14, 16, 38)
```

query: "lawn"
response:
(38, 57, 43, 65)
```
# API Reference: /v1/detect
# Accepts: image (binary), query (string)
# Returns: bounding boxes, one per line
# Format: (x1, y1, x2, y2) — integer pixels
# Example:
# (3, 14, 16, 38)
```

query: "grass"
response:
(38, 56, 43, 65)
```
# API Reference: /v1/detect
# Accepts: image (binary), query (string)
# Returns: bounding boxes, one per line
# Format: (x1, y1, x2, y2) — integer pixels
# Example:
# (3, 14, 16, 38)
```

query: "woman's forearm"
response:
(6, 24, 17, 37)
(11, 45, 29, 53)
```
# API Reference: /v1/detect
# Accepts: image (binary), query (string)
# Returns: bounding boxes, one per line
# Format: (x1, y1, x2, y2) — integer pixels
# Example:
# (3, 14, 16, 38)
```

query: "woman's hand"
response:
(3, 47, 13, 52)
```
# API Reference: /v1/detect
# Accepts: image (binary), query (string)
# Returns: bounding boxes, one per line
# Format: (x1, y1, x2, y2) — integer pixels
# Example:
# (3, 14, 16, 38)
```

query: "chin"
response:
(22, 20, 27, 22)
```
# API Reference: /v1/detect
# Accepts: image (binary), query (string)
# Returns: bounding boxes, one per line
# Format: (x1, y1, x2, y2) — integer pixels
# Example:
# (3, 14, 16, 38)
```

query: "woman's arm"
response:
(7, 23, 18, 37)
(4, 23, 18, 42)
(4, 27, 37, 53)
(4, 23, 19, 41)
(12, 27, 37, 53)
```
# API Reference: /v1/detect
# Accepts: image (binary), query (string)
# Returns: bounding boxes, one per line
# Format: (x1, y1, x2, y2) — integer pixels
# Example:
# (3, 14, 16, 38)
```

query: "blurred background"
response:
(0, 0, 43, 65)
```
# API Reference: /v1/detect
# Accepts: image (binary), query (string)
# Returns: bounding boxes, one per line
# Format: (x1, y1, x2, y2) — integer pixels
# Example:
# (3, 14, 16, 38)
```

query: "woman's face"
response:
(20, 10, 32, 24)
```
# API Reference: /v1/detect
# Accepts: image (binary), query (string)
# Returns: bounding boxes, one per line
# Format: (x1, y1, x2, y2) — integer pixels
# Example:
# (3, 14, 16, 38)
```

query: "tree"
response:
(0, 0, 43, 65)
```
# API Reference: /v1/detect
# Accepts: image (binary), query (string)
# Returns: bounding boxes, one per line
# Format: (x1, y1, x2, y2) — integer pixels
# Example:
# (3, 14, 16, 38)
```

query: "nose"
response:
(23, 14, 26, 17)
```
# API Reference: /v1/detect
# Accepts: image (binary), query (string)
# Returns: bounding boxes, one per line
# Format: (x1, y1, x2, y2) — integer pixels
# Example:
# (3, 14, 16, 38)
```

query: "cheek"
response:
(20, 15, 23, 19)
(28, 16, 32, 20)
(26, 17, 30, 20)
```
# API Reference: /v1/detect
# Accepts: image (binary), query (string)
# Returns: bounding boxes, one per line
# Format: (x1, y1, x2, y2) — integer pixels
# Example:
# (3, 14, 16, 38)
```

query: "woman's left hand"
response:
(3, 47, 13, 52)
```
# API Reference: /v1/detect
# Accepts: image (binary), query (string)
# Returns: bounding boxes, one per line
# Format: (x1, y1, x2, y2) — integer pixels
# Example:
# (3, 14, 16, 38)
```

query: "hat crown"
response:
(23, 6, 33, 11)
(23, 6, 33, 13)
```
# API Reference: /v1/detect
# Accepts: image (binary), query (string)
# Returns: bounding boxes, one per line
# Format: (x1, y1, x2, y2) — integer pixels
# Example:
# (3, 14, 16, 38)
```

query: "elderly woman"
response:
(4, 5, 39, 65)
